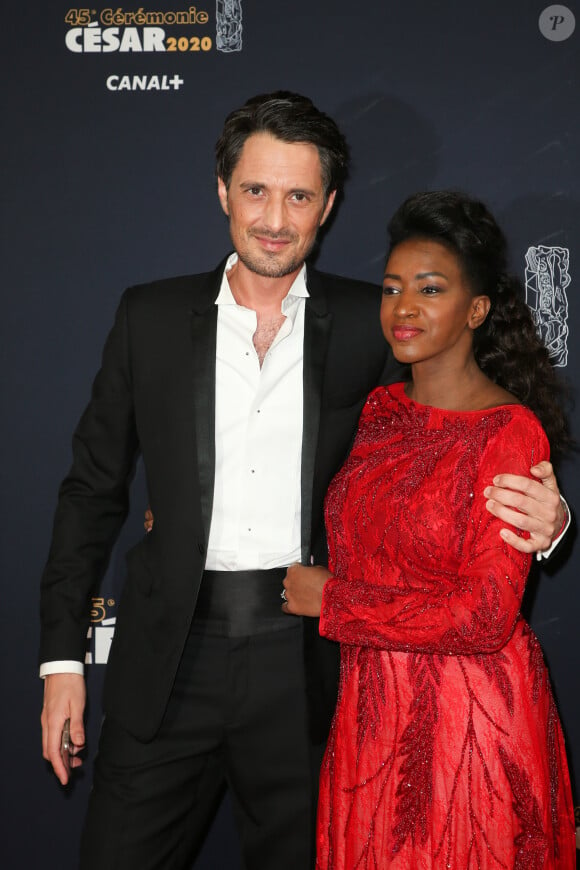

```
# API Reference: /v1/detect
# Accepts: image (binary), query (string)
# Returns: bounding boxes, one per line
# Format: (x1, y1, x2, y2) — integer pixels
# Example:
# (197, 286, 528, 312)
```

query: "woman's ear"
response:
(469, 295, 491, 329)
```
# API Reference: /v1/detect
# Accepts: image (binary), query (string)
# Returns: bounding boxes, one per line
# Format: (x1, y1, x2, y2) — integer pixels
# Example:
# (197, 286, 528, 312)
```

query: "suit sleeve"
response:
(319, 414, 549, 655)
(39, 291, 139, 663)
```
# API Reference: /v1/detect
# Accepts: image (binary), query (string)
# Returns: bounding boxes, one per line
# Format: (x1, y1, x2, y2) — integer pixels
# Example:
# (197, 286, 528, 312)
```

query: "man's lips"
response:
(392, 326, 423, 340)
(251, 232, 295, 251)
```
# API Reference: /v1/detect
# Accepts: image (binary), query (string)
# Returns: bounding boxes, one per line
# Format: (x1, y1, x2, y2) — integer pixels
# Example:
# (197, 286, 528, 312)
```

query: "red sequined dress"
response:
(317, 383, 575, 869)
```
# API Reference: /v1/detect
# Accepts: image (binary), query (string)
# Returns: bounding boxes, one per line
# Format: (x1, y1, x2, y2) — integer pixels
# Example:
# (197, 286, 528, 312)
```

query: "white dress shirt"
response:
(206, 253, 305, 570)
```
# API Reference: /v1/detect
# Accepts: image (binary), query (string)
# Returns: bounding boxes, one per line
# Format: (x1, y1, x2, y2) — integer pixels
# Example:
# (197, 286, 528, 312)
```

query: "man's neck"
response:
(226, 257, 305, 367)
(227, 258, 303, 317)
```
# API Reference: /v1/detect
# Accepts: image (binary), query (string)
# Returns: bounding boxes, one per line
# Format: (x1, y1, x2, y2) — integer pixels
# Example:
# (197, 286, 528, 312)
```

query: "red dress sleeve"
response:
(319, 410, 549, 654)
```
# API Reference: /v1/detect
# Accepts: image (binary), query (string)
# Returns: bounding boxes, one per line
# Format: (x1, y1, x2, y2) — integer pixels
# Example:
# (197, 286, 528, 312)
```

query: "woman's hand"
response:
(281, 564, 331, 617)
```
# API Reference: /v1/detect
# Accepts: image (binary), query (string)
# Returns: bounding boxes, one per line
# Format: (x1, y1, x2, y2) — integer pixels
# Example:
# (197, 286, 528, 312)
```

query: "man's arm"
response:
(40, 293, 137, 664)
(40, 291, 138, 780)
(484, 460, 568, 555)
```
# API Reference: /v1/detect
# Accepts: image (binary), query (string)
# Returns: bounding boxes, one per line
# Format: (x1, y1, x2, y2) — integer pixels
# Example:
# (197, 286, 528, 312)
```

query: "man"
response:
(40, 92, 567, 870)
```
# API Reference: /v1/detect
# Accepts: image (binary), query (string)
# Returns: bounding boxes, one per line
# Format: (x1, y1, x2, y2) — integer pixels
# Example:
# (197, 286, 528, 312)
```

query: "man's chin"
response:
(238, 252, 303, 279)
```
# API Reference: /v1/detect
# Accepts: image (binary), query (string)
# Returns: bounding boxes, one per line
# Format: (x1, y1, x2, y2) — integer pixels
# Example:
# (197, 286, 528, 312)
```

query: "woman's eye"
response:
(421, 285, 441, 295)
(382, 286, 400, 296)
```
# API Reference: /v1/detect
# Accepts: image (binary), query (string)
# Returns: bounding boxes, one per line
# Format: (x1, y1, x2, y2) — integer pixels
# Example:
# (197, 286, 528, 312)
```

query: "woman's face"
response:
(380, 238, 489, 367)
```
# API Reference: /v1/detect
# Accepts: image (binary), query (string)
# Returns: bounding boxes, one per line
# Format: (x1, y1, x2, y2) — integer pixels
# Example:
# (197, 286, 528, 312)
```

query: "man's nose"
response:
(263, 196, 287, 232)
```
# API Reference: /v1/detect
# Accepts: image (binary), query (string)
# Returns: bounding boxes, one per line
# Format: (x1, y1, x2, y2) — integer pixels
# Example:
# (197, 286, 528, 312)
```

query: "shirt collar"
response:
(216, 253, 309, 312)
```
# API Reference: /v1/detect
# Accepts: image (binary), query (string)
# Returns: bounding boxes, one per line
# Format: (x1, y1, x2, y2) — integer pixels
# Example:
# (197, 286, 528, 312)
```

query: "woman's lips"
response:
(392, 326, 422, 340)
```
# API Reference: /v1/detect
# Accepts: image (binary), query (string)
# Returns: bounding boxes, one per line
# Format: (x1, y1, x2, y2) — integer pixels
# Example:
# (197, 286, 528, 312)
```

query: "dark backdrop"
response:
(2, 2, 578, 866)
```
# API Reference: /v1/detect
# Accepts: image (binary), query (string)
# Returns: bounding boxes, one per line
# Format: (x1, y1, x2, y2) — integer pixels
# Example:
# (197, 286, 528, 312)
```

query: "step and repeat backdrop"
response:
(2, 2, 579, 866)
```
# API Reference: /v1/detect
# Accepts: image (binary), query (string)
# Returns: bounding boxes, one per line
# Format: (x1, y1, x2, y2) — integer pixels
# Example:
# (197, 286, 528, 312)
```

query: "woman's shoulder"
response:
(367, 382, 407, 401)
(363, 382, 407, 413)
(480, 403, 550, 464)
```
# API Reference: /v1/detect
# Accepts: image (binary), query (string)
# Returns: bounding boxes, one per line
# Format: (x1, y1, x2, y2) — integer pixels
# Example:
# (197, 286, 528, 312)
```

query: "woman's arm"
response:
(320, 414, 549, 654)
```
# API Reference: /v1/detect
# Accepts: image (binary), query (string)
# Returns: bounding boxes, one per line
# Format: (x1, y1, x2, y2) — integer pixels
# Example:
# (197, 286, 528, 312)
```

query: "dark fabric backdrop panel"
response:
(2, 2, 578, 866)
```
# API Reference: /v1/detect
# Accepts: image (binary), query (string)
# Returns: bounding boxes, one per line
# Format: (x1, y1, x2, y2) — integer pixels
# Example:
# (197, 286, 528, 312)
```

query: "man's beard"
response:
(236, 228, 316, 278)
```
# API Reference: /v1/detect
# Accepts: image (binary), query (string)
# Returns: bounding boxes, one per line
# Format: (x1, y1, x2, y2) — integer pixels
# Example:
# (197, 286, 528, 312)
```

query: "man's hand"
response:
(41, 673, 86, 785)
(281, 564, 331, 617)
(144, 507, 154, 533)
(484, 460, 565, 553)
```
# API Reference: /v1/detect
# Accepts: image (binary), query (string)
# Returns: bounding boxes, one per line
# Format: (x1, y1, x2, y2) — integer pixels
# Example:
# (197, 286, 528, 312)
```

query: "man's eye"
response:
(248, 187, 262, 196)
(292, 193, 307, 202)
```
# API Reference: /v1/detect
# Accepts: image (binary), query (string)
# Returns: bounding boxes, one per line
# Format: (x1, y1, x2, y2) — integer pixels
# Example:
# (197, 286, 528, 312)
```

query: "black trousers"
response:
(80, 621, 321, 870)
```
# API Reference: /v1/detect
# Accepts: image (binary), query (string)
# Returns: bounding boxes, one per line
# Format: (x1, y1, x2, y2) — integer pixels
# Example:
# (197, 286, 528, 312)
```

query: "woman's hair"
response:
(386, 190, 571, 459)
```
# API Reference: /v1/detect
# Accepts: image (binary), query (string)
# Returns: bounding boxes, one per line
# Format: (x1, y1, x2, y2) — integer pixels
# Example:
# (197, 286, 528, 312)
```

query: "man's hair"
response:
(215, 91, 349, 200)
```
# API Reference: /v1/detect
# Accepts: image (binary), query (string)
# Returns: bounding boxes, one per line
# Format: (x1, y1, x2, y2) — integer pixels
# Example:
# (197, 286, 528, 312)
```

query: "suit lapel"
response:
(301, 268, 332, 563)
(190, 265, 223, 544)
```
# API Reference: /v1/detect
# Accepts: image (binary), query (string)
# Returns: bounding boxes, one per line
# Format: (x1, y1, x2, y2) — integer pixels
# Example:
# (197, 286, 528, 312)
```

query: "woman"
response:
(309, 191, 575, 867)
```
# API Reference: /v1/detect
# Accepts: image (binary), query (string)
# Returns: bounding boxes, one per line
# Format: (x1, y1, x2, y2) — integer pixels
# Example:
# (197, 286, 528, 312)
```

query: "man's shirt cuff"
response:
(39, 661, 84, 679)
(536, 495, 571, 561)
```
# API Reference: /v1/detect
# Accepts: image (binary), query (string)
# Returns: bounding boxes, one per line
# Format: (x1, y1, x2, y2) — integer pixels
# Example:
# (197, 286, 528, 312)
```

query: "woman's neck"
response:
(407, 359, 514, 411)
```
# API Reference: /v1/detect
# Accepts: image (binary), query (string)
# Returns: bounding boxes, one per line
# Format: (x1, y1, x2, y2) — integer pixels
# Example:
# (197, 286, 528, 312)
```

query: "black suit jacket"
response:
(40, 260, 400, 742)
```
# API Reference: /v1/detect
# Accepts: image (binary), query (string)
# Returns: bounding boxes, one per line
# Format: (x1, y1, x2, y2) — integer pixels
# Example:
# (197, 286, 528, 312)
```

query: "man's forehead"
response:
(234, 133, 323, 177)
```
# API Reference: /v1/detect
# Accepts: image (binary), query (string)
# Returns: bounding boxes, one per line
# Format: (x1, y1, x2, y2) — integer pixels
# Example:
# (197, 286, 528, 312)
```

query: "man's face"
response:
(217, 132, 336, 279)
